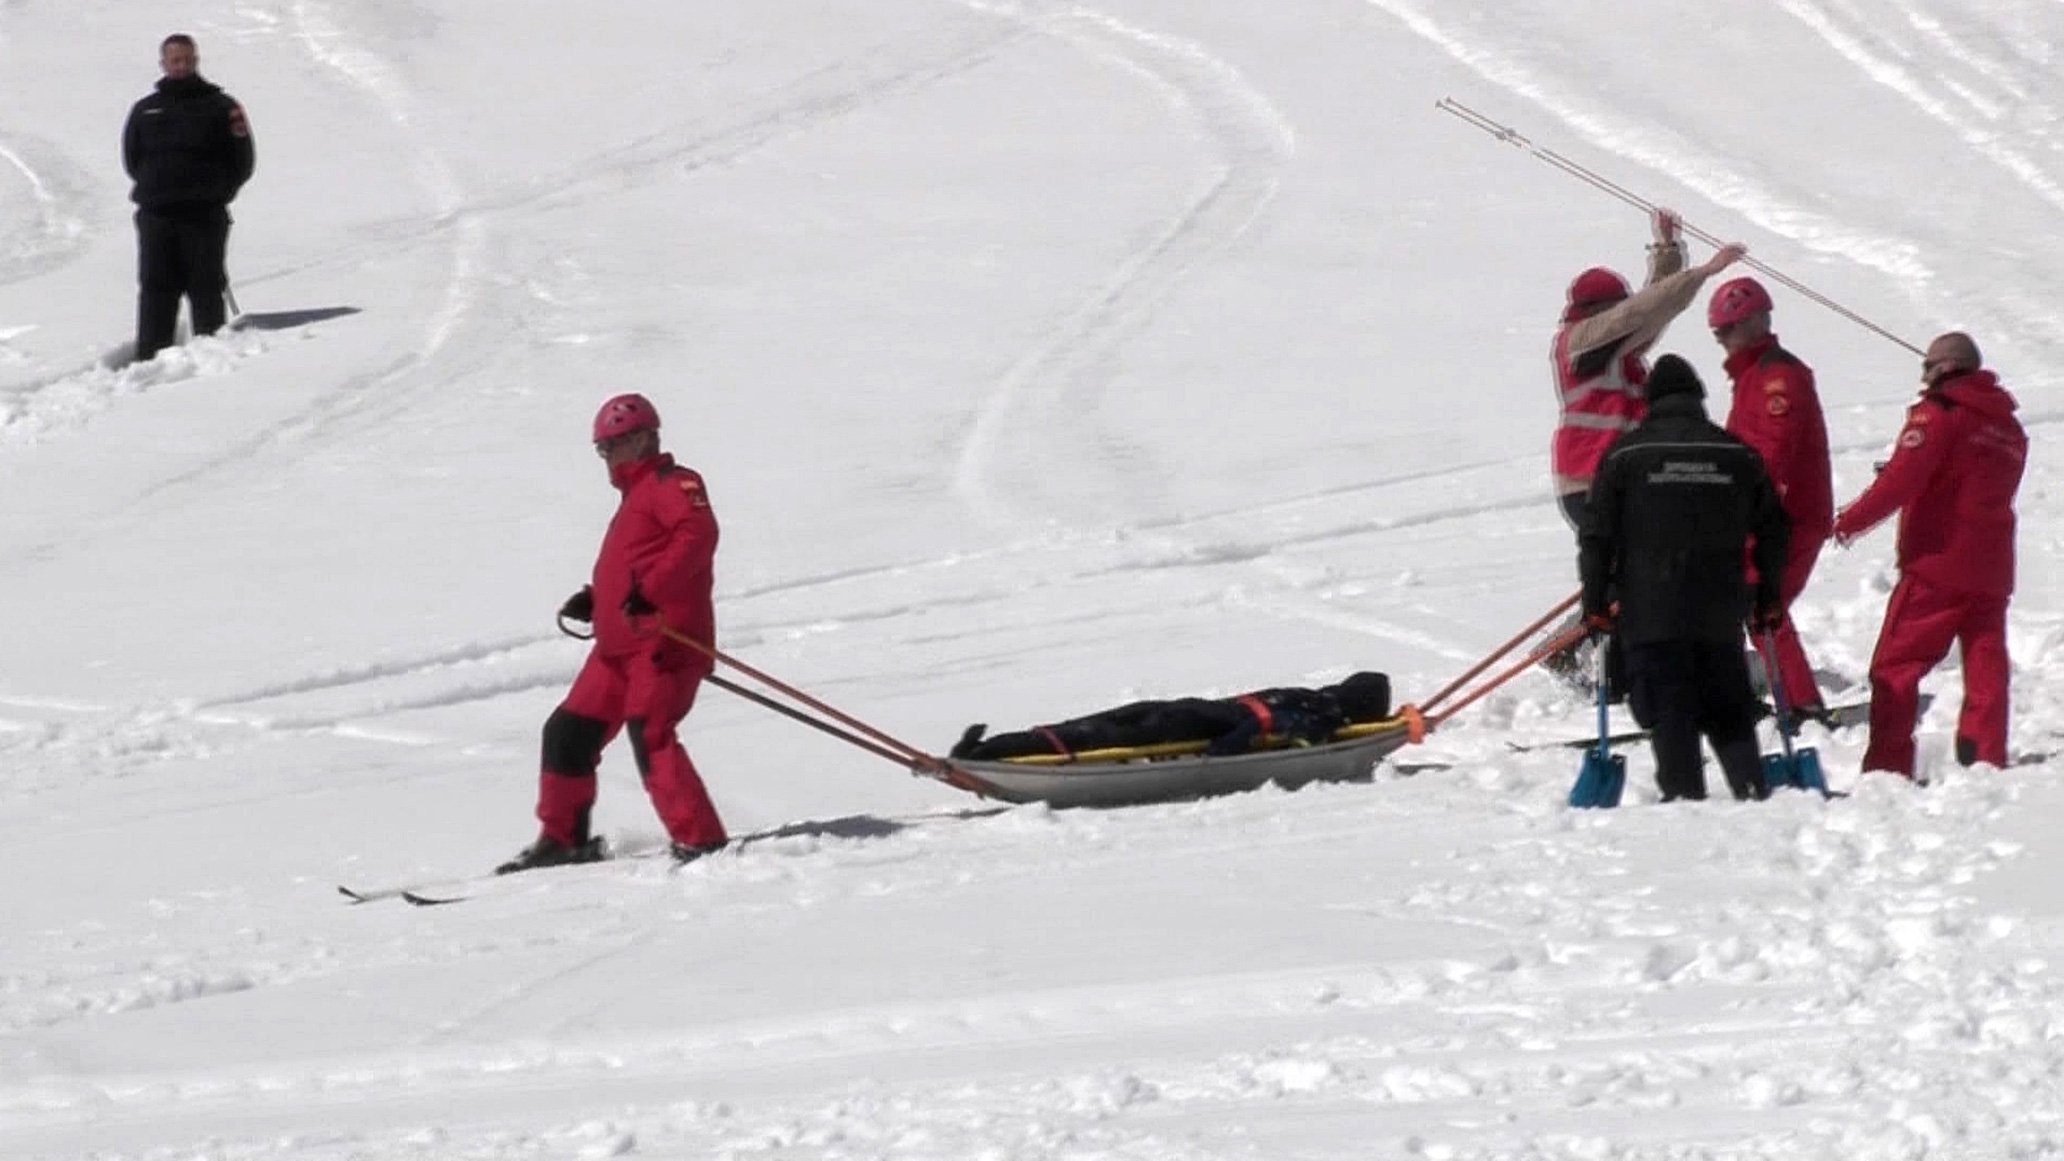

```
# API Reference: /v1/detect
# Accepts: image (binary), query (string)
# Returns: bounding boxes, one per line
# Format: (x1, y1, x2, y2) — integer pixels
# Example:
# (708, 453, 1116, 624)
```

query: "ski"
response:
(336, 839, 722, 907)
(1509, 694, 1930, 754)
(338, 882, 468, 906)
(400, 890, 467, 906)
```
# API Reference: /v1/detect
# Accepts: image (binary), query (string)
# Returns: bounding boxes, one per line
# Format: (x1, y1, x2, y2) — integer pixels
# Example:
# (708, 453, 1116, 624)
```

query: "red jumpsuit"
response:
(1722, 335, 1833, 710)
(1833, 371, 2026, 776)
(537, 452, 727, 847)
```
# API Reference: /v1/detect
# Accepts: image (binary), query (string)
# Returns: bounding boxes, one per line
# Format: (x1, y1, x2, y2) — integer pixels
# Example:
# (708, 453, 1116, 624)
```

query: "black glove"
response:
(558, 586, 594, 623)
(1750, 594, 1786, 635)
(622, 586, 658, 617)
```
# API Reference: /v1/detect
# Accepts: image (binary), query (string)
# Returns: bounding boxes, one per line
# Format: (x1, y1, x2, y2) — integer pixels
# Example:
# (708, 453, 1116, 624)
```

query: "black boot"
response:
(669, 840, 726, 866)
(495, 835, 607, 875)
(1713, 735, 1769, 801)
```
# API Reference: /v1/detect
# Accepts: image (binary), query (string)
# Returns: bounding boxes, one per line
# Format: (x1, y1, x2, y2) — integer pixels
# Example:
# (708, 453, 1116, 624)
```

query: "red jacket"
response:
(592, 453, 719, 667)
(1833, 370, 2025, 598)
(1549, 329, 1648, 493)
(1722, 335, 1832, 539)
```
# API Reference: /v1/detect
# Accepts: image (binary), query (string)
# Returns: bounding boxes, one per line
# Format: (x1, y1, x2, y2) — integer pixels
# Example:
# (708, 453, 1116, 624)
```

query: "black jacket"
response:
(123, 75, 255, 210)
(1578, 393, 1790, 645)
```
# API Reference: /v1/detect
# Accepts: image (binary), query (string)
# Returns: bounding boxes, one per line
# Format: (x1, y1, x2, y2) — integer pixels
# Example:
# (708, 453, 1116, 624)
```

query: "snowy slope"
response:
(3, 1, 2062, 1158)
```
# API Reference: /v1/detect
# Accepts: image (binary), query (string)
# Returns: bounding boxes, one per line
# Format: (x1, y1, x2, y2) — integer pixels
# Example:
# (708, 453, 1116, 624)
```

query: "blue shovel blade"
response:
(1570, 752, 1627, 808)
(1791, 745, 1826, 794)
(1762, 746, 1828, 794)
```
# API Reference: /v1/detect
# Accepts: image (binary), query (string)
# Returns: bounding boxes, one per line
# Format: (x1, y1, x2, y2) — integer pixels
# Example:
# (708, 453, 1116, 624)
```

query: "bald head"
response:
(1923, 331, 1982, 386)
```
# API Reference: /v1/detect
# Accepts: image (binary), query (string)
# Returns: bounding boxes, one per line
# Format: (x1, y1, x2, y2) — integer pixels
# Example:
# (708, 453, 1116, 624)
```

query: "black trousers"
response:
(135, 205, 231, 361)
(1558, 490, 1589, 535)
(1623, 639, 1766, 801)
(955, 698, 1246, 761)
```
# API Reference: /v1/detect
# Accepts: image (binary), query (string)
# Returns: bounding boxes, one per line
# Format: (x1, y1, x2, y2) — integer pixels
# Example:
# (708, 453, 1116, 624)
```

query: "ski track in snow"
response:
(950, 0, 1297, 533)
(942, 3, 1481, 663)
(0, 131, 95, 288)
(1777, 0, 2064, 378)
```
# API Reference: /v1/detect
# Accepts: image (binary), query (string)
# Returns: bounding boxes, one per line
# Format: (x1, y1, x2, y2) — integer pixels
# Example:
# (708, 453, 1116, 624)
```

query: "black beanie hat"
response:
(1646, 354, 1705, 402)
(1331, 671, 1392, 722)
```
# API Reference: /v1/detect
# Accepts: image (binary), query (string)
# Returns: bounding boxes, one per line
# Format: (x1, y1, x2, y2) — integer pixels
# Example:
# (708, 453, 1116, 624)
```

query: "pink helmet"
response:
(1708, 277, 1773, 329)
(1563, 267, 1630, 321)
(592, 393, 660, 442)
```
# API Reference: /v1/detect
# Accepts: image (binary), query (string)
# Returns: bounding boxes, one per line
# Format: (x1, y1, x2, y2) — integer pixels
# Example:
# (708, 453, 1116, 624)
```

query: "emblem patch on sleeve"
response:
(1899, 427, 1925, 449)
(678, 478, 709, 508)
(1767, 395, 1789, 416)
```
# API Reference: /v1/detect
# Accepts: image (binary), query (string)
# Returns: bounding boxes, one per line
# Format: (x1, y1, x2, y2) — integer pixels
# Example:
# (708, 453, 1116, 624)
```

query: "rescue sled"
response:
(941, 716, 1419, 809)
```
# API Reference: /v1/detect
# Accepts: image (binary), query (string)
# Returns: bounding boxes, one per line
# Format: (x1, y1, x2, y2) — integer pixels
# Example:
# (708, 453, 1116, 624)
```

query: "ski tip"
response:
(401, 891, 464, 907)
(338, 885, 373, 904)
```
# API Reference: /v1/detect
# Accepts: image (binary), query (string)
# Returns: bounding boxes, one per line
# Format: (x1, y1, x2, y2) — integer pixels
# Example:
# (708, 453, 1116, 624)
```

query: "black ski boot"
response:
(669, 840, 726, 867)
(495, 835, 607, 876)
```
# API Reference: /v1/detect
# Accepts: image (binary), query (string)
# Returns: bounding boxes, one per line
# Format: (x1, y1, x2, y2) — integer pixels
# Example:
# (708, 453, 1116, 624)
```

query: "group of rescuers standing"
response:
(123, 36, 2030, 861)
(519, 204, 2029, 860)
(1553, 208, 2027, 802)
(512, 180, 2035, 862)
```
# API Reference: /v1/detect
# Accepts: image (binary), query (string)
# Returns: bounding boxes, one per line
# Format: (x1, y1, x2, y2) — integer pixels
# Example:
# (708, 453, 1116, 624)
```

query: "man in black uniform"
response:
(122, 34, 255, 362)
(1578, 354, 1790, 801)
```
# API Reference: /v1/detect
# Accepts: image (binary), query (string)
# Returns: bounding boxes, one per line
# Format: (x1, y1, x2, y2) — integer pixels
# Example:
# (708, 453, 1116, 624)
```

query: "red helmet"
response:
(592, 393, 660, 442)
(1707, 277, 1773, 329)
(1563, 267, 1630, 321)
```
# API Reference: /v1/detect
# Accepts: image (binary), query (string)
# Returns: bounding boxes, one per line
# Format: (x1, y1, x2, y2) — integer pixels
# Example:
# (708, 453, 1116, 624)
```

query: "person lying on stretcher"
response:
(950, 671, 1392, 762)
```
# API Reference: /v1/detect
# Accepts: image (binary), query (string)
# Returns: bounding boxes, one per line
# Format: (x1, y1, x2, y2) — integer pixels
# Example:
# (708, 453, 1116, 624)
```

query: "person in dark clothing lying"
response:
(951, 672, 1392, 761)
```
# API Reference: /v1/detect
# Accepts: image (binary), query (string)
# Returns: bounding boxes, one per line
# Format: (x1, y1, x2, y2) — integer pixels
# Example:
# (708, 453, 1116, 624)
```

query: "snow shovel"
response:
(1759, 630, 1826, 795)
(1567, 638, 1625, 808)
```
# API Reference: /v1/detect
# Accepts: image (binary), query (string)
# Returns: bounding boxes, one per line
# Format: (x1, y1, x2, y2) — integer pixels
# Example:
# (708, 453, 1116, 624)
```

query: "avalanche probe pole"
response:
(1435, 97, 1923, 356)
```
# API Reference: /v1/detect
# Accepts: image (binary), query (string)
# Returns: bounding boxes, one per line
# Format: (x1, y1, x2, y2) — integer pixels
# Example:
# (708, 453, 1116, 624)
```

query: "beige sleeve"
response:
(1644, 240, 1685, 284)
(1563, 255, 1705, 359)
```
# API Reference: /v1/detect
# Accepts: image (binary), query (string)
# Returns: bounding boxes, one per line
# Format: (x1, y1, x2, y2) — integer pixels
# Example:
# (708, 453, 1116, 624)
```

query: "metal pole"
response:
(1437, 98, 1923, 356)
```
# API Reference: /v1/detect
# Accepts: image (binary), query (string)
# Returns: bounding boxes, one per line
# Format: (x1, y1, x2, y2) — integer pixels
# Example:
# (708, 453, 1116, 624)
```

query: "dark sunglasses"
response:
(594, 432, 646, 458)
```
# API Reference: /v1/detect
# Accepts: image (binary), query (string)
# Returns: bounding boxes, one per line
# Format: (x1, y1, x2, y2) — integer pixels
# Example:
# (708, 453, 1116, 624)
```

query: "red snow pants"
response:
(1751, 530, 1827, 711)
(535, 648, 727, 847)
(1862, 575, 2011, 778)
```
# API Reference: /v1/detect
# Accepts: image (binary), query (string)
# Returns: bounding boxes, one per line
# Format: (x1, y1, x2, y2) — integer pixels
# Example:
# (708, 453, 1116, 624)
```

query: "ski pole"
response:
(1435, 97, 1924, 357)
(1419, 590, 1580, 715)
(1757, 629, 1800, 759)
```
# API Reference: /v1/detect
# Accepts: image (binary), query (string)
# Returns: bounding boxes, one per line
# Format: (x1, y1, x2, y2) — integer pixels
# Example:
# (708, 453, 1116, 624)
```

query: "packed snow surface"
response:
(3, 1, 2062, 1158)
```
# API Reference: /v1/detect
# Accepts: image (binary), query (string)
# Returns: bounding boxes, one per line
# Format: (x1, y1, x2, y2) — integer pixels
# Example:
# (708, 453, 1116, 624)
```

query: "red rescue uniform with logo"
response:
(1722, 335, 1833, 709)
(537, 453, 726, 847)
(1833, 371, 2026, 776)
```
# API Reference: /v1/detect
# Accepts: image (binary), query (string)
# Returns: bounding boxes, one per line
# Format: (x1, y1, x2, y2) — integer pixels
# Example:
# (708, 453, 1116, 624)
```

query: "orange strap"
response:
(1236, 695, 1276, 737)
(1420, 590, 1579, 715)
(1034, 725, 1072, 760)
(1429, 622, 1591, 731)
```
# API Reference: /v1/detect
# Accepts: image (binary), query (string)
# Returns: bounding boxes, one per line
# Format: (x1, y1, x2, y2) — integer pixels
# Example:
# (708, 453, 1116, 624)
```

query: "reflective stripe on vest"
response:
(1562, 411, 1640, 431)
